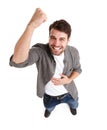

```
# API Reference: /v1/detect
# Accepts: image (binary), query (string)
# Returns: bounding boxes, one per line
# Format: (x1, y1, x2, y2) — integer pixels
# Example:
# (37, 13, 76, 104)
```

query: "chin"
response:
(52, 51, 63, 55)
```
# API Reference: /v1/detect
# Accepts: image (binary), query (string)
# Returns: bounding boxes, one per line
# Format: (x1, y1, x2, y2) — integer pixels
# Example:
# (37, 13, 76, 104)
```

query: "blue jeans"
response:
(43, 93, 78, 112)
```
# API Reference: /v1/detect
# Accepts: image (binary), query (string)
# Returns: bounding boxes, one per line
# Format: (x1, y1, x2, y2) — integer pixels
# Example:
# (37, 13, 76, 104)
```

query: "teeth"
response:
(53, 47, 60, 50)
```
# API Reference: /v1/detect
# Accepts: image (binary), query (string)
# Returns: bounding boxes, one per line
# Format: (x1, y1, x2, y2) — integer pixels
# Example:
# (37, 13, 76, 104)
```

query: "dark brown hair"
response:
(49, 19, 72, 38)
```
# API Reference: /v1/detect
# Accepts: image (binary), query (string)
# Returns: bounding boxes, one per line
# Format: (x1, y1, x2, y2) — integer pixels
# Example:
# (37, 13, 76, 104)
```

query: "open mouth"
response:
(52, 46, 61, 51)
(50, 45, 63, 55)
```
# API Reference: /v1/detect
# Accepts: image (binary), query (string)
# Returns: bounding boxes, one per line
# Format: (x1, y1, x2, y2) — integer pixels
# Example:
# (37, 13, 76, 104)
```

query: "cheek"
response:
(49, 39, 54, 45)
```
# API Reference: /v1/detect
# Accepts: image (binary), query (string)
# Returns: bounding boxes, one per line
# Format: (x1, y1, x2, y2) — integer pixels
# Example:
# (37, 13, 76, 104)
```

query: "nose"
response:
(54, 39, 60, 46)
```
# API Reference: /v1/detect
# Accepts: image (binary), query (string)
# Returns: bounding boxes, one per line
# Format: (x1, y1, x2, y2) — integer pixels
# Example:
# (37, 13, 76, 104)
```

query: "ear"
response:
(68, 37, 71, 43)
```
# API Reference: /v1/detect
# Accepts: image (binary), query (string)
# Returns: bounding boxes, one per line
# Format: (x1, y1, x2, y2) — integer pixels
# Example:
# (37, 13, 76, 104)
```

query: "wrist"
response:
(68, 78, 73, 83)
(27, 22, 36, 31)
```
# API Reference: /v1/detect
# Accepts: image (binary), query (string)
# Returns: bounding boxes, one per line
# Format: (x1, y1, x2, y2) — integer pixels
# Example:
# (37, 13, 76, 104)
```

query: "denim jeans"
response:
(43, 93, 78, 112)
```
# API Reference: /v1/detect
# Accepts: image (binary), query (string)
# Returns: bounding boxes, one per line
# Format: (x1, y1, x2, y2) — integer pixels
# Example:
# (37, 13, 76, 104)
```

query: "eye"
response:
(60, 37, 66, 42)
(50, 35, 56, 40)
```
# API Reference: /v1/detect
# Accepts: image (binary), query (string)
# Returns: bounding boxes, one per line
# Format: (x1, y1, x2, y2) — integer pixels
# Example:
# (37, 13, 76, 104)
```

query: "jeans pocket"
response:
(43, 94, 51, 105)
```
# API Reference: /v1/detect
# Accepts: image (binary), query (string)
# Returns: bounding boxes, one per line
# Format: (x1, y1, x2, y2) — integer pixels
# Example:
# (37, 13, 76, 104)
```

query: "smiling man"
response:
(49, 29, 69, 55)
(9, 8, 82, 118)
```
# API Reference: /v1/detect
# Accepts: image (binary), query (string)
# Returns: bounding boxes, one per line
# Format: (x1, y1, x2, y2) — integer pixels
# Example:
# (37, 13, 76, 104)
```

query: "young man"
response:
(10, 8, 82, 118)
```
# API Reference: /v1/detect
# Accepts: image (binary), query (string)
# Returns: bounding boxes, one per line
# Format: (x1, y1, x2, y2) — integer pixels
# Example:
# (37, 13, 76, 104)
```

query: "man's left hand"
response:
(51, 74, 71, 85)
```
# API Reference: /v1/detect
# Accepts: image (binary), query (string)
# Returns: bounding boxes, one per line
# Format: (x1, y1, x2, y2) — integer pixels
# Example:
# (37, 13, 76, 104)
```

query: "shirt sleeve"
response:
(9, 47, 40, 68)
(72, 47, 82, 74)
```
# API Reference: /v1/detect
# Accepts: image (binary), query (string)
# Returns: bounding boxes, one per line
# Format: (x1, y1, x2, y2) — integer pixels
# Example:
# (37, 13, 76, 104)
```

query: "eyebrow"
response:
(50, 35, 66, 39)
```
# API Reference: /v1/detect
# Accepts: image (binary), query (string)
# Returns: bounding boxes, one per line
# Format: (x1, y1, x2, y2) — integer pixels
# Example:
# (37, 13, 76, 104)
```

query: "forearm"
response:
(68, 71, 80, 82)
(51, 71, 80, 85)
(12, 24, 35, 63)
(12, 8, 47, 64)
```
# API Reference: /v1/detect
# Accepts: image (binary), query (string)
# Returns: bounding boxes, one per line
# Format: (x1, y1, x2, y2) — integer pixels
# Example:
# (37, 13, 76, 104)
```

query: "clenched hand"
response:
(28, 8, 47, 28)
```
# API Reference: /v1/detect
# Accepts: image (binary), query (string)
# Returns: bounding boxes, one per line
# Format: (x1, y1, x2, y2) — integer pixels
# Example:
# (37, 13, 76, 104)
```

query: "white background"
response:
(0, 0, 107, 129)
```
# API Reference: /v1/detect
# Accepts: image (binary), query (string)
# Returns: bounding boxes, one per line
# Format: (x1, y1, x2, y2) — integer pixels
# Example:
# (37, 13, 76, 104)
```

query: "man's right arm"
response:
(12, 8, 47, 63)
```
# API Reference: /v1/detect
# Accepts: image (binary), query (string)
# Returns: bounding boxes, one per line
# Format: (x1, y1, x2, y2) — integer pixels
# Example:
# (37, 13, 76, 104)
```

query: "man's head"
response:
(48, 19, 72, 55)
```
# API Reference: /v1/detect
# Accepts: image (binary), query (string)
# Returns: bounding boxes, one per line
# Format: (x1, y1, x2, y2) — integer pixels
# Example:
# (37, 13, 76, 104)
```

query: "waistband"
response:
(45, 93, 69, 100)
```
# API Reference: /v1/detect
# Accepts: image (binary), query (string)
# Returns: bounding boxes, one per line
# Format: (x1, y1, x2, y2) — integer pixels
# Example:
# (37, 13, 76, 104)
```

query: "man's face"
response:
(49, 29, 70, 55)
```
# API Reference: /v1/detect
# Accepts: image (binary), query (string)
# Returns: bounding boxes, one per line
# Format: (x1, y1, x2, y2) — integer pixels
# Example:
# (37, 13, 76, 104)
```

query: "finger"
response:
(51, 77, 59, 80)
(60, 74, 66, 78)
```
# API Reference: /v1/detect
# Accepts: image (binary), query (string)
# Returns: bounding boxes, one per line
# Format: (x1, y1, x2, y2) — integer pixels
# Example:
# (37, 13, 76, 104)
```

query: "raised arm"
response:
(12, 8, 47, 63)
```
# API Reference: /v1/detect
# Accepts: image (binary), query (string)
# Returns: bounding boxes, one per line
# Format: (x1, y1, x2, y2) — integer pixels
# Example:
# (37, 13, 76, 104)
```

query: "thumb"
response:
(60, 74, 66, 78)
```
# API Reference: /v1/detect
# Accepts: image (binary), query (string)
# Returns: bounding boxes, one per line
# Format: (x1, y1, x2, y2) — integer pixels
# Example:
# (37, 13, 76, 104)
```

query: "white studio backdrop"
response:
(0, 0, 107, 130)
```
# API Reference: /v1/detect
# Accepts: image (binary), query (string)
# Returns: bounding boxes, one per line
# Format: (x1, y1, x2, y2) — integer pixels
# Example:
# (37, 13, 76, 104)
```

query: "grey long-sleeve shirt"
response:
(9, 43, 82, 99)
